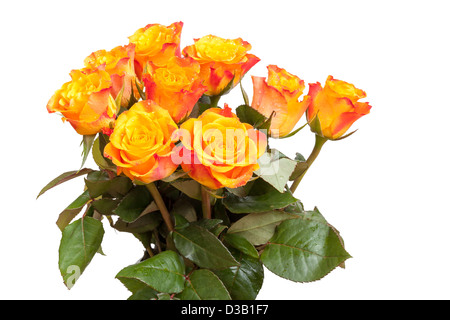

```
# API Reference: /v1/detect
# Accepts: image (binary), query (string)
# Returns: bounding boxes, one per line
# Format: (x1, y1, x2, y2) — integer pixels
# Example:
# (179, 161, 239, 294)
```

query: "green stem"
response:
(290, 135, 328, 193)
(146, 183, 174, 232)
(201, 186, 212, 219)
(209, 95, 221, 108)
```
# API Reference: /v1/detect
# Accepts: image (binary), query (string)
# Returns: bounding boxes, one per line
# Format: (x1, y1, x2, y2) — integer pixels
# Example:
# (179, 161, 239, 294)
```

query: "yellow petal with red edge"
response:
(210, 165, 257, 189)
(325, 75, 366, 103)
(330, 101, 372, 139)
(124, 154, 177, 184)
(180, 148, 223, 190)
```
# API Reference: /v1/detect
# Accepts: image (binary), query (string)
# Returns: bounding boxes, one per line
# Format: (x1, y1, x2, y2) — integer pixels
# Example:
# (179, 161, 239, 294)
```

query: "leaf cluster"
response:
(39, 140, 350, 299)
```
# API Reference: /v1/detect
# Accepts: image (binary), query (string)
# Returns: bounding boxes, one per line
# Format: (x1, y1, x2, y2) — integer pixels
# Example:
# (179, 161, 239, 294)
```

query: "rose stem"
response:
(209, 95, 221, 108)
(146, 182, 174, 232)
(290, 134, 327, 193)
(201, 186, 212, 219)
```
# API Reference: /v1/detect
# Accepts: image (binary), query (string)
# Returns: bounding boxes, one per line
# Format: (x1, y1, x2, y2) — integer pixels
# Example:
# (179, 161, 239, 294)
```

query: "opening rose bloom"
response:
(182, 35, 260, 96)
(306, 76, 372, 140)
(129, 22, 183, 72)
(174, 105, 267, 190)
(251, 65, 311, 138)
(47, 68, 116, 135)
(143, 56, 207, 123)
(104, 100, 179, 184)
(84, 44, 139, 108)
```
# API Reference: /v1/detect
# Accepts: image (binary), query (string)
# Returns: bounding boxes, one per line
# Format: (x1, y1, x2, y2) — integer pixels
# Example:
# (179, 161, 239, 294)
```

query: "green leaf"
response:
(308, 113, 323, 136)
(236, 105, 266, 127)
(156, 292, 180, 300)
(81, 134, 96, 169)
(332, 129, 358, 141)
(224, 233, 259, 259)
(240, 80, 250, 106)
(171, 199, 198, 223)
(173, 214, 190, 229)
(172, 224, 239, 270)
(106, 176, 133, 198)
(294, 152, 306, 162)
(289, 162, 308, 181)
(126, 86, 139, 109)
(56, 190, 91, 231)
(189, 95, 212, 118)
(278, 122, 308, 139)
(284, 203, 327, 224)
(135, 78, 146, 100)
(58, 217, 105, 289)
(114, 81, 126, 110)
(116, 250, 185, 294)
(37, 168, 93, 199)
(177, 269, 231, 300)
(192, 219, 223, 231)
(91, 198, 118, 215)
(255, 150, 297, 193)
(210, 224, 228, 237)
(288, 152, 308, 181)
(171, 180, 202, 200)
(113, 186, 152, 223)
(227, 211, 299, 245)
(128, 287, 158, 300)
(213, 200, 231, 227)
(198, 101, 215, 115)
(84, 171, 111, 198)
(214, 248, 264, 300)
(113, 213, 162, 234)
(222, 182, 298, 214)
(92, 137, 116, 171)
(258, 110, 275, 131)
(261, 217, 351, 282)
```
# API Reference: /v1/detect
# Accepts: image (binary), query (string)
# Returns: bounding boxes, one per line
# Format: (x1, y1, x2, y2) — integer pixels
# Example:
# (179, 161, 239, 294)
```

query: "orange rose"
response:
(251, 65, 311, 138)
(84, 44, 139, 107)
(306, 76, 372, 140)
(174, 105, 267, 189)
(128, 22, 183, 71)
(142, 56, 207, 123)
(104, 100, 179, 184)
(47, 68, 116, 135)
(182, 35, 260, 96)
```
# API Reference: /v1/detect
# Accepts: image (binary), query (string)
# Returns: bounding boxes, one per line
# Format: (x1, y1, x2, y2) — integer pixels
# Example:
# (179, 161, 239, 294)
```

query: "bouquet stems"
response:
(146, 182, 174, 232)
(290, 135, 327, 193)
(201, 186, 212, 219)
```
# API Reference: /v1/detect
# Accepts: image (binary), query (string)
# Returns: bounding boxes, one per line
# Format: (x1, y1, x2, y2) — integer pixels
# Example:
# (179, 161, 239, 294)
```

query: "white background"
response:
(1, 0, 449, 300)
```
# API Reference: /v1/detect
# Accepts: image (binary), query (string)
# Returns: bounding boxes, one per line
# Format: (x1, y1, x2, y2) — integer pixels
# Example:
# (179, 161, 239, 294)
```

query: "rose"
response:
(47, 67, 116, 135)
(251, 65, 311, 138)
(128, 22, 183, 71)
(103, 100, 179, 184)
(84, 44, 139, 107)
(182, 35, 260, 96)
(174, 105, 267, 189)
(306, 76, 372, 140)
(142, 56, 207, 123)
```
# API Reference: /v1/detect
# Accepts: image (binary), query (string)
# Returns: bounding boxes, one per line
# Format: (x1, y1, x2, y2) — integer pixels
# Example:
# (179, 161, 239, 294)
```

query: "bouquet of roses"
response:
(38, 21, 372, 300)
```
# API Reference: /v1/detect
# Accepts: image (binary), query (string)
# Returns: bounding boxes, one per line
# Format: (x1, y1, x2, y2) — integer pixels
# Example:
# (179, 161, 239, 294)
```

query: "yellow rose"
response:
(143, 56, 207, 122)
(307, 76, 372, 140)
(251, 65, 310, 138)
(104, 100, 178, 184)
(47, 68, 116, 135)
(182, 35, 260, 96)
(84, 44, 139, 107)
(174, 105, 267, 189)
(129, 22, 183, 70)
